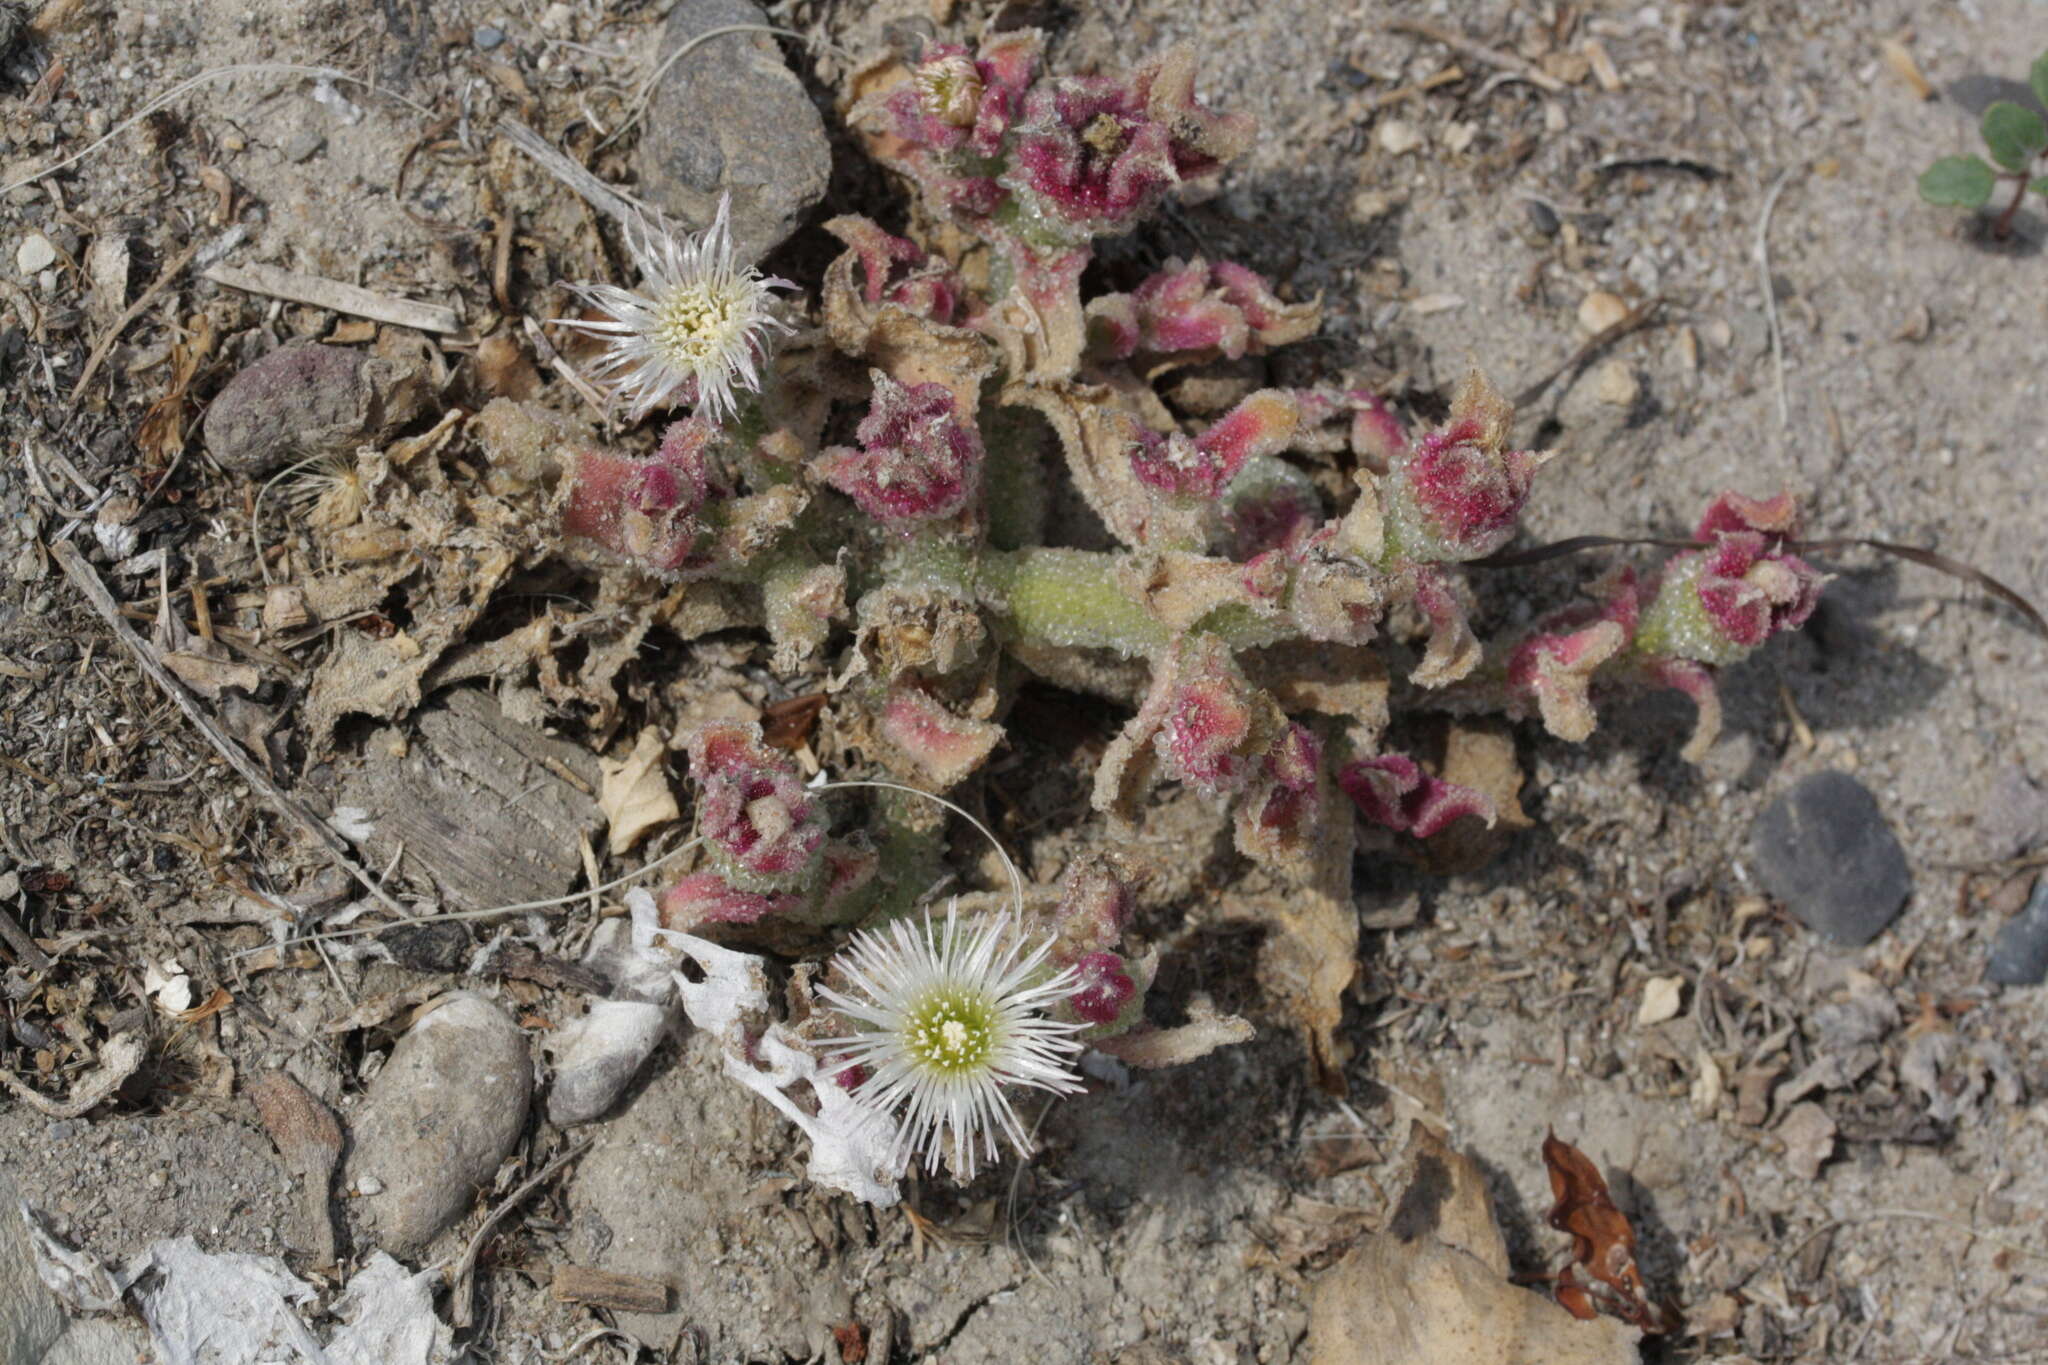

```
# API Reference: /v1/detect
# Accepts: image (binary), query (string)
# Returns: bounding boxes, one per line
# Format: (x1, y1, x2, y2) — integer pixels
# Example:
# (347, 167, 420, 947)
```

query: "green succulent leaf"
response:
(2031, 50, 2048, 113)
(1981, 101, 2048, 172)
(1919, 155, 1996, 207)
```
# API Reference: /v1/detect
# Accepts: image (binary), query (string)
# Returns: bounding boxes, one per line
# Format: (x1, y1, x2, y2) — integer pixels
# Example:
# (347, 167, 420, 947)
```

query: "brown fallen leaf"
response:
(761, 691, 829, 752)
(1542, 1131, 1672, 1332)
(598, 727, 680, 856)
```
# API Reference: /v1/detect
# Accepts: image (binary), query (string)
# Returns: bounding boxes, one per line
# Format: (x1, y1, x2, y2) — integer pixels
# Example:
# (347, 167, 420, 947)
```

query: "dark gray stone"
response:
(1751, 771, 1911, 947)
(1986, 875, 2048, 986)
(634, 0, 831, 262)
(203, 343, 428, 475)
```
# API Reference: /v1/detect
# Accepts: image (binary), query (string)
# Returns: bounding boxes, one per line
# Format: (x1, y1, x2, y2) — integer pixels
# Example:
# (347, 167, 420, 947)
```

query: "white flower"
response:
(817, 904, 1089, 1180)
(559, 194, 795, 424)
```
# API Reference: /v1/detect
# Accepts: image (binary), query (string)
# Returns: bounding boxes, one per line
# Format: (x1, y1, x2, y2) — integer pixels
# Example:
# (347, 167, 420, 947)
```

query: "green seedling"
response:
(1918, 49, 2048, 239)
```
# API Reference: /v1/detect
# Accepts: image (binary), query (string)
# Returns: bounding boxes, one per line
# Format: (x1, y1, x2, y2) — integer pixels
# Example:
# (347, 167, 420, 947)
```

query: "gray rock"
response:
(473, 24, 505, 50)
(203, 343, 428, 475)
(1986, 875, 2048, 986)
(634, 0, 831, 262)
(1752, 771, 1912, 947)
(282, 130, 326, 164)
(347, 992, 533, 1255)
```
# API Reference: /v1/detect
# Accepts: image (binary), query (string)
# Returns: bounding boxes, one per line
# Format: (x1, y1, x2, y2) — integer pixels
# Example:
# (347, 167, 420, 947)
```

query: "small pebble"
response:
(1578, 290, 1630, 333)
(1524, 199, 1561, 238)
(1751, 771, 1911, 947)
(15, 232, 55, 275)
(283, 131, 325, 164)
(1376, 119, 1423, 155)
(1986, 875, 2048, 987)
(474, 24, 505, 49)
(1592, 360, 1639, 406)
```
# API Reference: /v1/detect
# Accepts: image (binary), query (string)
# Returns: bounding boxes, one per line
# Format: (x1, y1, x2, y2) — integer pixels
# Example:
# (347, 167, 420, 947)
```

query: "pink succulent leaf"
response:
(1337, 754, 1495, 838)
(660, 870, 802, 927)
(821, 216, 965, 323)
(1409, 565, 1484, 688)
(1234, 723, 1325, 864)
(966, 29, 1043, 157)
(816, 372, 984, 525)
(1002, 47, 1252, 239)
(1505, 619, 1630, 743)
(684, 722, 826, 887)
(1287, 388, 1409, 468)
(1394, 422, 1545, 561)
(1694, 489, 1801, 542)
(823, 215, 927, 304)
(1695, 533, 1825, 649)
(1084, 293, 1143, 359)
(1089, 258, 1316, 362)
(877, 683, 1006, 788)
(1382, 371, 1545, 562)
(1129, 390, 1299, 501)
(1154, 634, 1276, 797)
(560, 419, 724, 574)
(1064, 951, 1139, 1027)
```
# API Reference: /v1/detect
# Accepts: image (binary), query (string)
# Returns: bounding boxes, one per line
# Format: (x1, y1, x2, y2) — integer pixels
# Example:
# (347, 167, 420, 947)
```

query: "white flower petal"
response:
(817, 903, 1088, 1181)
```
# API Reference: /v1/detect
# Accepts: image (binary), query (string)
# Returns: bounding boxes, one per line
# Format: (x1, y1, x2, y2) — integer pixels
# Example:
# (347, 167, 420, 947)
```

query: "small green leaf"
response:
(2031, 50, 2048, 113)
(1919, 155, 1996, 207)
(2032, 176, 2048, 199)
(1981, 101, 2048, 172)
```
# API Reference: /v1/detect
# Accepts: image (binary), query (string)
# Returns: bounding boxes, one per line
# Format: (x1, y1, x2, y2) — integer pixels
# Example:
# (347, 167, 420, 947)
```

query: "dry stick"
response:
(1383, 17, 1567, 94)
(204, 261, 463, 334)
(0, 900, 53, 972)
(224, 835, 706, 960)
(50, 541, 409, 916)
(450, 1136, 595, 1329)
(1754, 165, 1799, 430)
(497, 116, 653, 232)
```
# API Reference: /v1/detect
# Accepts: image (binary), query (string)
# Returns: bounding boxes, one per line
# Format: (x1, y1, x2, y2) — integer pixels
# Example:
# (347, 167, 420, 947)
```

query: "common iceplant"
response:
(497, 33, 1827, 1197)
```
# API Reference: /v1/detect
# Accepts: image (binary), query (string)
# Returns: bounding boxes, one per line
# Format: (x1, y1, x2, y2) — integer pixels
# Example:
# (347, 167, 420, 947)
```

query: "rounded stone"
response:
(634, 0, 831, 263)
(202, 343, 427, 475)
(1751, 771, 1911, 947)
(346, 992, 533, 1255)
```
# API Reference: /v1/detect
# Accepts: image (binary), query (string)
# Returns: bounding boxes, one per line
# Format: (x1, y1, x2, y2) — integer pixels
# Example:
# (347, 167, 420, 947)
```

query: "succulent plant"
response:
(500, 32, 1833, 1162)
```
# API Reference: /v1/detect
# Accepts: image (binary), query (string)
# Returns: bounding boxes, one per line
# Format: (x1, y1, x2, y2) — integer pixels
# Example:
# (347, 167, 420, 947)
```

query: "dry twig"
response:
(1384, 17, 1567, 94)
(451, 1137, 595, 1328)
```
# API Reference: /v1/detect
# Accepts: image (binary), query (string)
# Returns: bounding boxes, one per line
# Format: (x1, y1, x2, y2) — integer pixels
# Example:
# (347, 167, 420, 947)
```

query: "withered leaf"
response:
(1541, 1130, 1672, 1332)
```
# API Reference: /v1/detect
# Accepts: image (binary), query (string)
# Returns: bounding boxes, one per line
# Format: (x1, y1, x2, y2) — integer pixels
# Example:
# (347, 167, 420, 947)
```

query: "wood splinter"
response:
(551, 1264, 673, 1314)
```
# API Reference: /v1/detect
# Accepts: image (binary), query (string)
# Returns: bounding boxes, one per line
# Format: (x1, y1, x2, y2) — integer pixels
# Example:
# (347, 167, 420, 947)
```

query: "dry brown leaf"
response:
(599, 727, 680, 856)
(1253, 778, 1359, 1093)
(160, 650, 261, 698)
(1542, 1132, 1669, 1331)
(475, 331, 541, 400)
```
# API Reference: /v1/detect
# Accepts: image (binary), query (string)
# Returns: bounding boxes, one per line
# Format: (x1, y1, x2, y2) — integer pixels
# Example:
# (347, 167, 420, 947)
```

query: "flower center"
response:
(653, 282, 740, 365)
(903, 988, 997, 1077)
